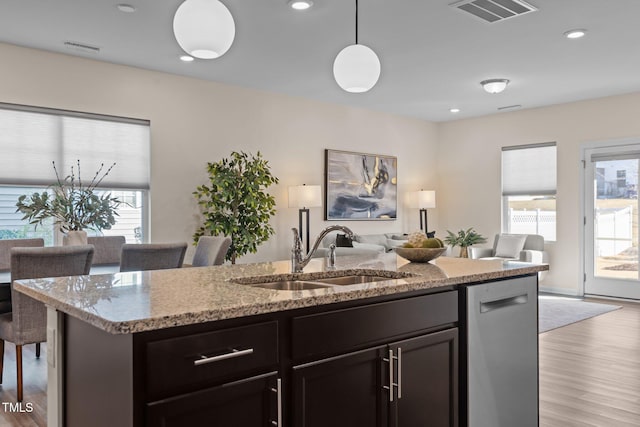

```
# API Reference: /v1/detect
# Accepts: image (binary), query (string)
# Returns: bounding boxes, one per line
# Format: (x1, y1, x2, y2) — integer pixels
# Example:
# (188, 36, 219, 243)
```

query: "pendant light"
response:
(333, 0, 381, 93)
(173, 0, 235, 59)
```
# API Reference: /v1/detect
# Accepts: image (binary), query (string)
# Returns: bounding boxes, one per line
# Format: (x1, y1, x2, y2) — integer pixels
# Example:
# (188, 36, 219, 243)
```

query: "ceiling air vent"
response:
(498, 104, 522, 111)
(64, 41, 100, 54)
(450, 0, 537, 23)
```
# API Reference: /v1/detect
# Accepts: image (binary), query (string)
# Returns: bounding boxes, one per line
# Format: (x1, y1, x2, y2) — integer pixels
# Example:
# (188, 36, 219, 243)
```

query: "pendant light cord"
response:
(355, 0, 359, 45)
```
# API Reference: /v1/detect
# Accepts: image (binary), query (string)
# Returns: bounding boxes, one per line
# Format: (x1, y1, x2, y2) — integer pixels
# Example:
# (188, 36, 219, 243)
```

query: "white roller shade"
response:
(502, 143, 556, 196)
(0, 104, 150, 189)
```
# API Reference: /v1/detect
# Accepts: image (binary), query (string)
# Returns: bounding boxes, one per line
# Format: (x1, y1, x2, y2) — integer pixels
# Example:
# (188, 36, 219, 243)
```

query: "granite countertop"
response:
(13, 253, 548, 335)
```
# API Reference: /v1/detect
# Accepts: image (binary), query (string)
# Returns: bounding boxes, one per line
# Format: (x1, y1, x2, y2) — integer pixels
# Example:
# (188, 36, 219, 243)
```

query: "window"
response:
(502, 142, 557, 241)
(0, 103, 150, 243)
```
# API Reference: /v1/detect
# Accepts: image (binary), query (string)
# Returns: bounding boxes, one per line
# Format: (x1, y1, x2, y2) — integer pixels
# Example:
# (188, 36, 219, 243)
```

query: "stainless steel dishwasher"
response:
(465, 275, 538, 427)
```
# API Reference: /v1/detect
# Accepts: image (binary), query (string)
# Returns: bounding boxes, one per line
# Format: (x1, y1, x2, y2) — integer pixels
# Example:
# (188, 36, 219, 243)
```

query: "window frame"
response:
(501, 142, 557, 242)
(0, 102, 150, 243)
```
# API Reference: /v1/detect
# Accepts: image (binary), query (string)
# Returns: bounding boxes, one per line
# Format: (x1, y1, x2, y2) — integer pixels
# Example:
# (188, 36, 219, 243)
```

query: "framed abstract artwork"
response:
(324, 149, 397, 220)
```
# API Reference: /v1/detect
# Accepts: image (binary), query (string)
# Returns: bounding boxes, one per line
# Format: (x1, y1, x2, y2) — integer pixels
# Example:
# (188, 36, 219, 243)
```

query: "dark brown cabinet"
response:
(292, 328, 458, 427)
(292, 346, 388, 427)
(143, 321, 282, 427)
(146, 372, 280, 427)
(63, 288, 462, 427)
(390, 329, 458, 427)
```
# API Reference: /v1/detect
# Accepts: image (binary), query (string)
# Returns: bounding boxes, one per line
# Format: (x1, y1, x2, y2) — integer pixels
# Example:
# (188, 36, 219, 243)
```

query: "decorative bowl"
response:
(395, 247, 446, 263)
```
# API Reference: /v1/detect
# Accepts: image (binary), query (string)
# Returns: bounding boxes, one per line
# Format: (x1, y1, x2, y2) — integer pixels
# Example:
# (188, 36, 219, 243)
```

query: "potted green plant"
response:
(15, 160, 122, 245)
(193, 151, 279, 264)
(443, 227, 487, 258)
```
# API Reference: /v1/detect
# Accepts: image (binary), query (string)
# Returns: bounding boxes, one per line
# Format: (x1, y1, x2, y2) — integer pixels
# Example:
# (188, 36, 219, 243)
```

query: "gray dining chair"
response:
(87, 235, 126, 266)
(119, 243, 188, 272)
(0, 239, 45, 314)
(0, 244, 94, 402)
(191, 236, 231, 267)
(0, 238, 45, 272)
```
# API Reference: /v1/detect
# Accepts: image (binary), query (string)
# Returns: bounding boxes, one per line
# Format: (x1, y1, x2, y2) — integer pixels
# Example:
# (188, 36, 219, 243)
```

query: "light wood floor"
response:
(0, 299, 638, 426)
(540, 297, 640, 426)
(0, 342, 47, 427)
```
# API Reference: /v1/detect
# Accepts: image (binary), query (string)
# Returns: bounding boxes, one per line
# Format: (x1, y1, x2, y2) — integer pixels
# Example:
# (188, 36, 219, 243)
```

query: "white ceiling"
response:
(1, 0, 639, 122)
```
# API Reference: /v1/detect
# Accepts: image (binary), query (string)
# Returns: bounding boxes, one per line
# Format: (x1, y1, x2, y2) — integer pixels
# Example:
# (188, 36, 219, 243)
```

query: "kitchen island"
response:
(14, 253, 547, 427)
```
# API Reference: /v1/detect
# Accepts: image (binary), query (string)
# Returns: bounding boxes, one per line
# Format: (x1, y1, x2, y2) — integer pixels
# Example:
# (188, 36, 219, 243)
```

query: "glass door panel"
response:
(585, 150, 640, 299)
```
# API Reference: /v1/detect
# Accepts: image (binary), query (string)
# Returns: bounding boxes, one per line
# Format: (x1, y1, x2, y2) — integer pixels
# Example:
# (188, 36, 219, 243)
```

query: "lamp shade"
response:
(288, 185, 322, 208)
(333, 44, 381, 93)
(173, 0, 235, 59)
(481, 79, 509, 94)
(417, 190, 436, 209)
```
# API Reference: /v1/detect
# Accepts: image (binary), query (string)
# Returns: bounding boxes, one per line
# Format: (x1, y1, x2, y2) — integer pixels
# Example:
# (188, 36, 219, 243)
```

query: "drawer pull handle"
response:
(194, 348, 254, 366)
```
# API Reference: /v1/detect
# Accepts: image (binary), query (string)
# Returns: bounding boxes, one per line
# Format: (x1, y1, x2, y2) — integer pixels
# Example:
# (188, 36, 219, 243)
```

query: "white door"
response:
(584, 146, 640, 299)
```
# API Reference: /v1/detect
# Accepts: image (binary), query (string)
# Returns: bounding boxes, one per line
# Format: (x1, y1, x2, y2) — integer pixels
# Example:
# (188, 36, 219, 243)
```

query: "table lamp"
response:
(417, 190, 436, 235)
(288, 184, 322, 253)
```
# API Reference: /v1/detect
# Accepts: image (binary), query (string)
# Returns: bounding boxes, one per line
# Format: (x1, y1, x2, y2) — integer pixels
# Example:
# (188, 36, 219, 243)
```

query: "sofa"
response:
(469, 233, 548, 264)
(313, 232, 409, 258)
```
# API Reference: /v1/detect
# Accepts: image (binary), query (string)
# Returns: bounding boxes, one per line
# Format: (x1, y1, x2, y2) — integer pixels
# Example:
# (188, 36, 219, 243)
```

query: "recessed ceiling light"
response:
(288, 0, 314, 10)
(480, 79, 509, 94)
(180, 55, 194, 62)
(116, 4, 136, 13)
(450, 108, 460, 113)
(564, 29, 587, 39)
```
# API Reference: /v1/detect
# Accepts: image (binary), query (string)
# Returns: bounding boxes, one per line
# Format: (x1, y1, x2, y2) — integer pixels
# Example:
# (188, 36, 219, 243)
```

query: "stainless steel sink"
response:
(231, 270, 413, 291)
(249, 280, 330, 291)
(312, 275, 391, 286)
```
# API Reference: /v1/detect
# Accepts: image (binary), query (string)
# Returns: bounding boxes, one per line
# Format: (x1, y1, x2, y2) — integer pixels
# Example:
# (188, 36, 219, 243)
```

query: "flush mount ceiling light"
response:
(564, 29, 587, 39)
(481, 78, 509, 94)
(173, 0, 235, 59)
(180, 55, 195, 62)
(450, 108, 460, 113)
(333, 0, 381, 93)
(288, 0, 314, 10)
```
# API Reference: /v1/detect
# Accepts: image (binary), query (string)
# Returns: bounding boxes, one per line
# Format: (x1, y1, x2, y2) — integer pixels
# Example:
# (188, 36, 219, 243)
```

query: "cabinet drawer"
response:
(146, 372, 279, 427)
(292, 291, 458, 360)
(145, 321, 278, 399)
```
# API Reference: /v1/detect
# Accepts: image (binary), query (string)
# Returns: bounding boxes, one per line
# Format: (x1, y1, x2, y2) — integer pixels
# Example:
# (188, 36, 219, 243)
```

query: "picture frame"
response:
(324, 149, 397, 220)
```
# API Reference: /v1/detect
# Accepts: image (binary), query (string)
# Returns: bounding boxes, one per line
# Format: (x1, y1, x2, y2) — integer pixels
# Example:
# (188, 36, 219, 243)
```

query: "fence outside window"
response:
(506, 208, 556, 241)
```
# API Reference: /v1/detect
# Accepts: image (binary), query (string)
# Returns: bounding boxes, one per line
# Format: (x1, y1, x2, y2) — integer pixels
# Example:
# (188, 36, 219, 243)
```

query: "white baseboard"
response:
(539, 286, 580, 297)
(584, 294, 640, 303)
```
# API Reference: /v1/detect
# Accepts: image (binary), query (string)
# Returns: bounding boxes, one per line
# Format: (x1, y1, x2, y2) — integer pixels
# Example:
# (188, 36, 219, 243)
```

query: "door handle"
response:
(270, 378, 282, 427)
(397, 347, 402, 399)
(480, 294, 528, 313)
(383, 349, 399, 402)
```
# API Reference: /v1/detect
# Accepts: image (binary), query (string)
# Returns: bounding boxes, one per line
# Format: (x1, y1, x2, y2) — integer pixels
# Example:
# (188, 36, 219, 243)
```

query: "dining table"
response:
(0, 265, 120, 314)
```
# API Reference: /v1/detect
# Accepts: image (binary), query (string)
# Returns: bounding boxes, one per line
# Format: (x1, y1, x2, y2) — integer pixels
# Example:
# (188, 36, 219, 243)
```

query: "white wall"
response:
(438, 93, 640, 294)
(0, 43, 439, 262)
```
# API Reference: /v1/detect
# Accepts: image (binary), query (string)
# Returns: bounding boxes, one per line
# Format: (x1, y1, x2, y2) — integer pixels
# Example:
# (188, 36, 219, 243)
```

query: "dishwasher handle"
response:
(480, 294, 528, 313)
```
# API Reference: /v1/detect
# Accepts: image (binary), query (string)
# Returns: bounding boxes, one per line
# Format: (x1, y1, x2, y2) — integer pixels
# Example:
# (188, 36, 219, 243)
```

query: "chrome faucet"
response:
(291, 225, 355, 273)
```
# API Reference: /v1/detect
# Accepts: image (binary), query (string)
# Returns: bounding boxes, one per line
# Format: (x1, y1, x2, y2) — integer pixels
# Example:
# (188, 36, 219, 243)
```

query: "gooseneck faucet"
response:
(291, 225, 355, 273)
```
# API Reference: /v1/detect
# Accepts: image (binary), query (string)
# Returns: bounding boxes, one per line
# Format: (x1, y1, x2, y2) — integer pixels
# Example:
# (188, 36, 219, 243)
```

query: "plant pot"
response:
(459, 246, 469, 258)
(64, 230, 88, 246)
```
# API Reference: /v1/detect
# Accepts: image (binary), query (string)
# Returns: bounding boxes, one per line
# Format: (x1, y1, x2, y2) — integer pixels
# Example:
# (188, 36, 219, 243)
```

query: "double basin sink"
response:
(232, 271, 413, 291)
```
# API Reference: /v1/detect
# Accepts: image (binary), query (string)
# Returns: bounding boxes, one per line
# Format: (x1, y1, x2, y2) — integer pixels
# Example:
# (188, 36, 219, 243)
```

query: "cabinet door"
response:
(146, 372, 280, 427)
(390, 328, 459, 427)
(292, 346, 388, 427)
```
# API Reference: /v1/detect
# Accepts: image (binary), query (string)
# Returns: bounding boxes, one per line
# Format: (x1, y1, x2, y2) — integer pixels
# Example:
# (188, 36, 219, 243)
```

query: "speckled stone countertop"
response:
(13, 254, 547, 335)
